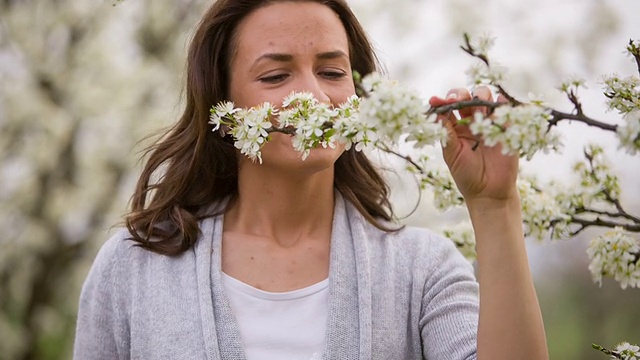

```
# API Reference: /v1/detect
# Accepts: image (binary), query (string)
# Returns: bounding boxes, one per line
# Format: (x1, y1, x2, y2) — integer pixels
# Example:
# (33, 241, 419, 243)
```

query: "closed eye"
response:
(319, 70, 347, 80)
(259, 73, 289, 84)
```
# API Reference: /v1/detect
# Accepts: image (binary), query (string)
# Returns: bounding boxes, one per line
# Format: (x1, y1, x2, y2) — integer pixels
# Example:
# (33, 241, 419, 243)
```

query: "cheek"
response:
(227, 61, 265, 107)
(329, 83, 357, 106)
(230, 83, 290, 109)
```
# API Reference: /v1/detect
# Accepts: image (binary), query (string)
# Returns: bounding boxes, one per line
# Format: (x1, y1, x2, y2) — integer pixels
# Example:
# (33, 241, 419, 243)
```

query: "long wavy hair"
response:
(125, 0, 397, 255)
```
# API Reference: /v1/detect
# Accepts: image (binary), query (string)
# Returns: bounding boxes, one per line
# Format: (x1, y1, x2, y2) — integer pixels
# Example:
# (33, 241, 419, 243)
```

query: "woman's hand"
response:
(429, 87, 518, 204)
(431, 88, 549, 360)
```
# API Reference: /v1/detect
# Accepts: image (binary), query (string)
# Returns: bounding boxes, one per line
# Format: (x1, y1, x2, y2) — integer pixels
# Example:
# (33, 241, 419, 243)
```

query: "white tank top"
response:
(221, 273, 329, 360)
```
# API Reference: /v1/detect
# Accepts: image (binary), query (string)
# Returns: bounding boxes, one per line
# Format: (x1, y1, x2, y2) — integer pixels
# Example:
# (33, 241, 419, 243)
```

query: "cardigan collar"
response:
(194, 192, 372, 360)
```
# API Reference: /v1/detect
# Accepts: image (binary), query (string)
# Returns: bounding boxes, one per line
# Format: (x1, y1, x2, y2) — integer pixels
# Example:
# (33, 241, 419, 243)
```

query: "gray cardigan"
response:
(74, 195, 479, 359)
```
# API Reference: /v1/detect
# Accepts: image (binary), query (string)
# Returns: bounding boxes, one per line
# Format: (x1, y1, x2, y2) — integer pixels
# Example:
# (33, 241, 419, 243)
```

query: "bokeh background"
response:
(1, 0, 638, 359)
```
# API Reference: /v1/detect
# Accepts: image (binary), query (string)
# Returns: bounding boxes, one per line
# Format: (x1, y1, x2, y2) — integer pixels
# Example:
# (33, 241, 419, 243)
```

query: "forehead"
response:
(233, 2, 349, 60)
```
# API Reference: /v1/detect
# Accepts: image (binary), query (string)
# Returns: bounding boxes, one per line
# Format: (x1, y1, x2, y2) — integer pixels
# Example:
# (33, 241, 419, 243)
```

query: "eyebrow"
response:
(315, 50, 349, 60)
(250, 50, 349, 71)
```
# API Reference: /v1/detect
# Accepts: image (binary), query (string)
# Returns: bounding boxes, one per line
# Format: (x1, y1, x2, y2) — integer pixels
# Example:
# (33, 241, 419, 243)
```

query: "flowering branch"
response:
(376, 143, 465, 209)
(593, 342, 640, 359)
(556, 147, 640, 236)
(208, 35, 640, 290)
(427, 99, 503, 115)
(574, 207, 640, 225)
(547, 109, 617, 132)
(462, 32, 622, 134)
(460, 33, 521, 106)
(627, 39, 640, 75)
(570, 217, 640, 235)
(583, 149, 639, 223)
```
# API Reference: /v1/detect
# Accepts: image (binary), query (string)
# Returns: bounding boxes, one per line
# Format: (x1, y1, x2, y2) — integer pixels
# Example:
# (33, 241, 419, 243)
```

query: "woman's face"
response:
(229, 1, 355, 173)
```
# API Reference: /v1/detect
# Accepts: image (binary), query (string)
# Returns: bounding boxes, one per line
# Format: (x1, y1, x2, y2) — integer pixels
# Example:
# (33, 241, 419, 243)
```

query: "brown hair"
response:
(125, 0, 397, 255)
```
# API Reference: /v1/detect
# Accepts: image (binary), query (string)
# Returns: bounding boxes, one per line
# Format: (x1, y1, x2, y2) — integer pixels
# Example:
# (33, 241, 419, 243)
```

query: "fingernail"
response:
(447, 93, 458, 100)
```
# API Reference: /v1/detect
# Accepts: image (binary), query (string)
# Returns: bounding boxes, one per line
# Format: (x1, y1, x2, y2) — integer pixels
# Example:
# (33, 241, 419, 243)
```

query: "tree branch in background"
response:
(627, 39, 640, 75)
(460, 33, 521, 106)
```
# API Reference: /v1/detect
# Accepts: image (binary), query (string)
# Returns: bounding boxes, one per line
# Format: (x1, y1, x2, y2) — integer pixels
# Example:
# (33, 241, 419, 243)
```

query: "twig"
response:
(570, 216, 640, 235)
(267, 127, 296, 135)
(627, 39, 640, 76)
(460, 33, 521, 106)
(592, 344, 623, 359)
(459, 33, 619, 133)
(567, 89, 584, 116)
(575, 207, 640, 224)
(548, 109, 618, 132)
(584, 150, 640, 224)
(428, 99, 504, 115)
(377, 143, 425, 174)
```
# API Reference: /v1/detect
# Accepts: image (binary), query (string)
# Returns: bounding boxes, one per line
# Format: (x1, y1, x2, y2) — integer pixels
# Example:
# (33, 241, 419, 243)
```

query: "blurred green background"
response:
(0, 0, 638, 359)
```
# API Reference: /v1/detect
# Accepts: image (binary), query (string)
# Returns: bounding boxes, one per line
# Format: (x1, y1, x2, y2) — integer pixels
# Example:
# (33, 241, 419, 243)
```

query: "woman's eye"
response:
(320, 71, 346, 80)
(259, 74, 289, 83)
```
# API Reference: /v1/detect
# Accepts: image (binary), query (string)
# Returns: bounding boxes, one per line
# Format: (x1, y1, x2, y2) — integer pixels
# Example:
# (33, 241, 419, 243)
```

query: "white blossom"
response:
(209, 100, 238, 133)
(573, 145, 621, 202)
(517, 177, 571, 241)
(472, 33, 496, 56)
(278, 92, 323, 128)
(587, 227, 640, 289)
(443, 222, 477, 261)
(559, 76, 587, 93)
(228, 103, 275, 163)
(527, 92, 547, 106)
(291, 102, 339, 159)
(616, 109, 640, 155)
(465, 62, 507, 86)
(602, 74, 640, 115)
(282, 91, 316, 109)
(210, 92, 369, 161)
(470, 104, 562, 159)
(615, 342, 640, 360)
(277, 91, 343, 159)
(601, 74, 640, 153)
(359, 73, 447, 146)
(408, 154, 464, 210)
(333, 95, 377, 151)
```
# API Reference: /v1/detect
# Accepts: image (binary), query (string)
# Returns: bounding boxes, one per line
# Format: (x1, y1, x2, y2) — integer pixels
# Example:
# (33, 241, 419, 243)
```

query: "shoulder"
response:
(95, 228, 138, 258)
(366, 221, 468, 266)
(81, 229, 148, 297)
(90, 228, 151, 272)
(360, 220, 477, 288)
(89, 225, 208, 275)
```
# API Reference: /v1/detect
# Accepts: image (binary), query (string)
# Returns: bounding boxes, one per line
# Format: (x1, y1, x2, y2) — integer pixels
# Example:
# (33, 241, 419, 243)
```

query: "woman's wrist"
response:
(465, 192, 525, 255)
(465, 191, 521, 217)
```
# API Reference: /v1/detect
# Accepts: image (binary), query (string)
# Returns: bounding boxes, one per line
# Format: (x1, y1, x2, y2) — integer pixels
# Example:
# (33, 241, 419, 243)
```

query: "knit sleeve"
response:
(419, 237, 479, 360)
(73, 230, 131, 360)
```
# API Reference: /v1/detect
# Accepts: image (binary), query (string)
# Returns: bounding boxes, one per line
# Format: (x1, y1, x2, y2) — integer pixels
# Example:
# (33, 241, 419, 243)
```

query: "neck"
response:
(225, 162, 336, 247)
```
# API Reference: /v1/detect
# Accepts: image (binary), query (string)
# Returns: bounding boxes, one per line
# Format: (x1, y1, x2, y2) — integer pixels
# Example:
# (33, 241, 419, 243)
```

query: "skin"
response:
(430, 89, 548, 359)
(222, 1, 548, 359)
(222, 1, 352, 292)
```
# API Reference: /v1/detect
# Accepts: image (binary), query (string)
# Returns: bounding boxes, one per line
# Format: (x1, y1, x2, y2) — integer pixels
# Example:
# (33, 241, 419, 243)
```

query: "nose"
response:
(295, 71, 331, 104)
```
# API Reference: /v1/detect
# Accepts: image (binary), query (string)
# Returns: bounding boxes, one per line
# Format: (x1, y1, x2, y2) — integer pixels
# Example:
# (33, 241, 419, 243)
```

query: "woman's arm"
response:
(468, 196, 547, 360)
(74, 233, 130, 360)
(430, 87, 548, 360)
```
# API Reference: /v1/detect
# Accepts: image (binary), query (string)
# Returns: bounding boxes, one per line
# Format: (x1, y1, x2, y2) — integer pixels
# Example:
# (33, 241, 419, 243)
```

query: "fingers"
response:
(459, 86, 494, 119)
(472, 86, 493, 101)
(430, 88, 471, 129)
(428, 87, 471, 107)
(446, 88, 472, 123)
(430, 86, 495, 120)
(430, 86, 496, 141)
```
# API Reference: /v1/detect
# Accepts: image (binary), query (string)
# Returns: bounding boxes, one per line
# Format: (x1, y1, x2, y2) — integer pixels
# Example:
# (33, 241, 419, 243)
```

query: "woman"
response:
(74, 0, 548, 359)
